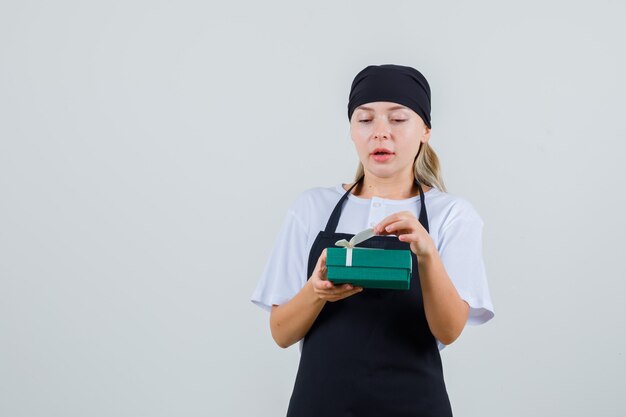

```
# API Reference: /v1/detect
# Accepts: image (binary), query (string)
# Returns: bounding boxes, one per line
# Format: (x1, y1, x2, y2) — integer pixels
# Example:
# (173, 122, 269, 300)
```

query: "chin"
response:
(364, 167, 397, 178)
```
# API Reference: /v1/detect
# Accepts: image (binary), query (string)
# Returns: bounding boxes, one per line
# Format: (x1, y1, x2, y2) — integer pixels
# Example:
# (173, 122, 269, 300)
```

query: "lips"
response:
(370, 148, 395, 162)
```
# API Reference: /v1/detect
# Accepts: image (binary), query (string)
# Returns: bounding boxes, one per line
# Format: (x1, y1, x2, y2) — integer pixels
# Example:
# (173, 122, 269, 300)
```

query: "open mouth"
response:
(371, 148, 394, 156)
(370, 148, 395, 162)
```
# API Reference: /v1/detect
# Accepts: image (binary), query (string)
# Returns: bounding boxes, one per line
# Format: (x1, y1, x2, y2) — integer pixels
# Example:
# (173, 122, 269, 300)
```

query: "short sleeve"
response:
(437, 202, 495, 327)
(250, 209, 309, 312)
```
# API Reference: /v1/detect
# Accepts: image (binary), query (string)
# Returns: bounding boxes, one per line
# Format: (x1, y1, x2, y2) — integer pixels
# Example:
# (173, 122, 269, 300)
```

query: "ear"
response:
(421, 127, 431, 144)
(349, 124, 357, 144)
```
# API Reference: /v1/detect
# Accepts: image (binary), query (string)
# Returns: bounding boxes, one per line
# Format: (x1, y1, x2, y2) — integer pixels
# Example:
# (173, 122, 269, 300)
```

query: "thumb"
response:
(317, 249, 328, 280)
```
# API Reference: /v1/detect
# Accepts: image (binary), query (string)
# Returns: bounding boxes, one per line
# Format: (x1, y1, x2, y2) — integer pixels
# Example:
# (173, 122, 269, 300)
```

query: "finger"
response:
(316, 282, 355, 296)
(319, 264, 328, 280)
(384, 219, 420, 234)
(315, 250, 324, 269)
(314, 279, 335, 291)
(315, 249, 328, 280)
(376, 219, 411, 236)
(315, 281, 353, 297)
(315, 283, 346, 295)
(374, 211, 415, 234)
(338, 286, 363, 296)
(326, 287, 364, 301)
(397, 232, 419, 243)
(320, 248, 327, 263)
(318, 249, 327, 270)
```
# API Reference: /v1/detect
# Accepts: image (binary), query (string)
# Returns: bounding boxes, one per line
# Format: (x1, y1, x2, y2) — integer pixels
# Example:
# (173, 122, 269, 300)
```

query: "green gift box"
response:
(325, 229, 413, 290)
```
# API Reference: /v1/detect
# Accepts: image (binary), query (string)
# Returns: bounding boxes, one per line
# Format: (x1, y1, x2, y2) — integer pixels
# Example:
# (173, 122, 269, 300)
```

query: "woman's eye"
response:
(392, 119, 407, 123)
(358, 119, 372, 123)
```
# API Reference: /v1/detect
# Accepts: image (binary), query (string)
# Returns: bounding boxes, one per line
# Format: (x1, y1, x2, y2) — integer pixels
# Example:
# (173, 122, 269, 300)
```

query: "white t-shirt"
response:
(251, 183, 495, 350)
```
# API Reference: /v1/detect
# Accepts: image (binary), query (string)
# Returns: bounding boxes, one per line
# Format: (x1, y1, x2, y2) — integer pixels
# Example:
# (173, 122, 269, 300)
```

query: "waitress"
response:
(251, 64, 495, 416)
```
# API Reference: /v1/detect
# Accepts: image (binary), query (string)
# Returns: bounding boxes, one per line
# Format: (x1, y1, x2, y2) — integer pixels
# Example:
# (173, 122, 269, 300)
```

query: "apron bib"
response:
(286, 177, 453, 417)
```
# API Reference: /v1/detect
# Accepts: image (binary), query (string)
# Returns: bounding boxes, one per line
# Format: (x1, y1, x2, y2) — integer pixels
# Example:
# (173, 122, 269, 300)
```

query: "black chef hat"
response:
(347, 64, 432, 128)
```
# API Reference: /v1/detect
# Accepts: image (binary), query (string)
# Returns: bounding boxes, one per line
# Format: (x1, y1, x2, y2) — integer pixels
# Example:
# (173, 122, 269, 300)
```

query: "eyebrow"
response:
(355, 105, 408, 112)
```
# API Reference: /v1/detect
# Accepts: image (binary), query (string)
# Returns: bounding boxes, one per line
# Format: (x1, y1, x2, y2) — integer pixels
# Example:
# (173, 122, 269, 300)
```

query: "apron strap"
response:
(324, 176, 430, 234)
(416, 179, 429, 233)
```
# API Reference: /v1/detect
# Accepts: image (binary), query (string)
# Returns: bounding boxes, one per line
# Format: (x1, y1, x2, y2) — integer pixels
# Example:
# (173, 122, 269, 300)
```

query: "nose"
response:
(373, 117, 390, 140)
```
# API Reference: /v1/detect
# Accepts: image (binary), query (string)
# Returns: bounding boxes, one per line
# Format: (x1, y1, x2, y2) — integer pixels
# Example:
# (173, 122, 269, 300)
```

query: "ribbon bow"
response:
(335, 228, 376, 266)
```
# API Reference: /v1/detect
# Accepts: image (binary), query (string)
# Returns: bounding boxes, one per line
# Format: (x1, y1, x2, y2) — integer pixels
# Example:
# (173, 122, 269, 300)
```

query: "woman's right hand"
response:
(310, 249, 363, 302)
(270, 249, 364, 348)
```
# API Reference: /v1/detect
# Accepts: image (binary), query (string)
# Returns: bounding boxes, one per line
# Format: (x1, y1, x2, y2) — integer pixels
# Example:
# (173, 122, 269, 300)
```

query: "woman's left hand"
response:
(374, 211, 436, 258)
(376, 211, 470, 345)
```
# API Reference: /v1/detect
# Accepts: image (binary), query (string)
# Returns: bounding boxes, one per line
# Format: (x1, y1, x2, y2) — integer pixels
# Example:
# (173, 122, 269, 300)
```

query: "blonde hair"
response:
(353, 142, 447, 192)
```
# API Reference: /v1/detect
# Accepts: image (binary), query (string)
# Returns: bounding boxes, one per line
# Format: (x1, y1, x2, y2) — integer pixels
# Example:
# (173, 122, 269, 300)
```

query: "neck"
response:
(353, 171, 428, 199)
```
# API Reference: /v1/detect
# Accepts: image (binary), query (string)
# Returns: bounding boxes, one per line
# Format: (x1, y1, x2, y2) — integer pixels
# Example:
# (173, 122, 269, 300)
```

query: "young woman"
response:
(251, 64, 494, 416)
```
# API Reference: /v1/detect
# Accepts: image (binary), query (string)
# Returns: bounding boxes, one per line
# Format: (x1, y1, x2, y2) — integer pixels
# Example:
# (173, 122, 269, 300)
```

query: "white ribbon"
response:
(335, 228, 376, 267)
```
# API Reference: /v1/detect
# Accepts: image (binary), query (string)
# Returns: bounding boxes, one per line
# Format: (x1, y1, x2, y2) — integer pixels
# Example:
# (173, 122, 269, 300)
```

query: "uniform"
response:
(251, 178, 494, 416)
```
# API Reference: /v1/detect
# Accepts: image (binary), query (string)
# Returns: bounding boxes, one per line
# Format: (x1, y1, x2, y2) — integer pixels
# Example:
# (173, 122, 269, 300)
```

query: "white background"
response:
(1, 1, 625, 416)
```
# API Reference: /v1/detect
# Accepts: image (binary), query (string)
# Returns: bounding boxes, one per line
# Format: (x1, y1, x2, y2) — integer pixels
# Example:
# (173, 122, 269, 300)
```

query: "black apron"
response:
(286, 177, 453, 417)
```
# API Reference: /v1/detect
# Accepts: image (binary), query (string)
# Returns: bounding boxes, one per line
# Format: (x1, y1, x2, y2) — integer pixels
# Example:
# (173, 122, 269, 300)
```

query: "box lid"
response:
(326, 247, 412, 269)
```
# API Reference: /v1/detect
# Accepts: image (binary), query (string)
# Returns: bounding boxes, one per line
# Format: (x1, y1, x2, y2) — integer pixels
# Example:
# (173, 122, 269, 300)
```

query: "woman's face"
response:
(350, 101, 430, 180)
